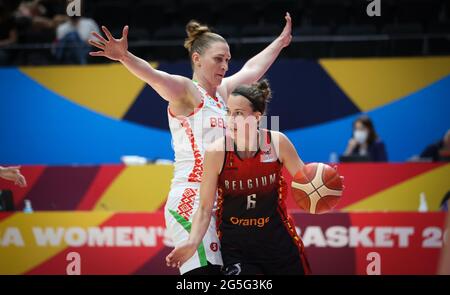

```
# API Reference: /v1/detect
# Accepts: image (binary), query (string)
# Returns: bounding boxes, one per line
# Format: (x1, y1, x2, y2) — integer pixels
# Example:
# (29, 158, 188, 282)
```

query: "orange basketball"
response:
(291, 162, 343, 214)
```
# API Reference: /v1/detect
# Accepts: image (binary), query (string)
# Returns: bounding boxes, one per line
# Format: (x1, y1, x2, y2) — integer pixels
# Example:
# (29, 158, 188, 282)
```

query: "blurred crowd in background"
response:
(1, 0, 450, 65)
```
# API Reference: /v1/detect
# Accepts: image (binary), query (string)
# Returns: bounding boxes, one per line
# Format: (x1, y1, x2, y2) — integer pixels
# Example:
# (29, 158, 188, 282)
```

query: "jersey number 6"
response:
(247, 194, 257, 210)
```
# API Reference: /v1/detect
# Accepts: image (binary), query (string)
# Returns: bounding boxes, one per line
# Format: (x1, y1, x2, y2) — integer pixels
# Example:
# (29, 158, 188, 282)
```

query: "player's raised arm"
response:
(221, 13, 292, 99)
(89, 25, 190, 104)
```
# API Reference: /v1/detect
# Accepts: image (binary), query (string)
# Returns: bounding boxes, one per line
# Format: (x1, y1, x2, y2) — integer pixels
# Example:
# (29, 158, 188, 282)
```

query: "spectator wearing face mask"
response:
(342, 115, 388, 162)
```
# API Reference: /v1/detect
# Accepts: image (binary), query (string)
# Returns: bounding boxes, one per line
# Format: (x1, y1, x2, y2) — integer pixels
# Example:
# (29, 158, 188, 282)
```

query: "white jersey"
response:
(165, 81, 227, 274)
(167, 81, 227, 189)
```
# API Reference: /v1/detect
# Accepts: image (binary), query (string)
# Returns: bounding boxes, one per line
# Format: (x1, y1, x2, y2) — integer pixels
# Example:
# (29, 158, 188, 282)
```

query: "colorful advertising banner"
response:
(0, 212, 446, 275)
(1, 163, 448, 212)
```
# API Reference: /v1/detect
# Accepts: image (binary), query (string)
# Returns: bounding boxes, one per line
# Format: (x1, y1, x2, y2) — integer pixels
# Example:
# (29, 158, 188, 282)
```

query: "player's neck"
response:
(235, 132, 260, 158)
(193, 75, 217, 98)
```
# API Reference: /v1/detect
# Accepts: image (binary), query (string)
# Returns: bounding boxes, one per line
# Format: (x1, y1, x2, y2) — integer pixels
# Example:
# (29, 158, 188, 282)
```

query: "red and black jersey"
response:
(216, 130, 309, 271)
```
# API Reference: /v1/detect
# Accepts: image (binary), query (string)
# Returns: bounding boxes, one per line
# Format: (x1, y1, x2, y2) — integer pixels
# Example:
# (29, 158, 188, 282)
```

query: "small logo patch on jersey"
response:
(260, 150, 277, 163)
(210, 242, 219, 252)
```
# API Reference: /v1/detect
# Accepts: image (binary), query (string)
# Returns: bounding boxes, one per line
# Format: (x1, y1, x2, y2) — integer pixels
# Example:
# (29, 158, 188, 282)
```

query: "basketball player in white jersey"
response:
(88, 13, 292, 274)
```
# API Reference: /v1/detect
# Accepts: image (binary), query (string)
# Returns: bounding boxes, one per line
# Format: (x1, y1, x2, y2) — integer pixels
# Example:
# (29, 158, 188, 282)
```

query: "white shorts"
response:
(164, 184, 223, 274)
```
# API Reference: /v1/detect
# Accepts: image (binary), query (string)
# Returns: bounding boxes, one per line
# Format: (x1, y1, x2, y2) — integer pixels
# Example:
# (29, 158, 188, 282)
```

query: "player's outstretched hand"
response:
(89, 25, 129, 61)
(278, 12, 292, 48)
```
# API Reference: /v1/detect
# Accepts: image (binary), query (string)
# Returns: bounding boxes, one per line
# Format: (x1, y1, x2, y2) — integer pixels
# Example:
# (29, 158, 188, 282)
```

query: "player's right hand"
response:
(89, 25, 129, 61)
(165, 241, 197, 268)
(0, 166, 27, 187)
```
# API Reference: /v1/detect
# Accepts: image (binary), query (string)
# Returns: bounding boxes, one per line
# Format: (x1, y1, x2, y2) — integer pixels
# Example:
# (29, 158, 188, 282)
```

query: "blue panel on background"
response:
(264, 59, 360, 129)
(1, 67, 449, 164)
(0, 69, 173, 165)
(285, 74, 450, 162)
(122, 60, 244, 130)
(122, 59, 360, 130)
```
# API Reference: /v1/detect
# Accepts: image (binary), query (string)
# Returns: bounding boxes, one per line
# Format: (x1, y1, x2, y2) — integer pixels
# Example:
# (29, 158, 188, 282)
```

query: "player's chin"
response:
(214, 75, 224, 84)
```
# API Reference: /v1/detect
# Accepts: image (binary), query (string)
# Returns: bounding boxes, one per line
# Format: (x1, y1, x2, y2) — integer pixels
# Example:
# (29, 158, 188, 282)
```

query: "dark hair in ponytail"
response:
(231, 79, 272, 114)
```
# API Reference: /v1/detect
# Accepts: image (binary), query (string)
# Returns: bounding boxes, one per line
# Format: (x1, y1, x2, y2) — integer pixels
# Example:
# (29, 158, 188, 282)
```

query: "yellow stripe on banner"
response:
(19, 62, 158, 119)
(319, 56, 450, 111)
(0, 212, 112, 274)
(93, 165, 173, 211)
(344, 164, 450, 212)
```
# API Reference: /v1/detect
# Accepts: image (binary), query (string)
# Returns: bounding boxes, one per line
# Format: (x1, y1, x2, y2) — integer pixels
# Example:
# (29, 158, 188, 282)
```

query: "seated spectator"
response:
(15, 0, 67, 31)
(54, 15, 99, 64)
(342, 115, 388, 162)
(420, 129, 450, 162)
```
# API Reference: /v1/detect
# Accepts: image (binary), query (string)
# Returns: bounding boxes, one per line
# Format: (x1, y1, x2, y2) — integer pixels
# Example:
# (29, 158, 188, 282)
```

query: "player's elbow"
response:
(199, 203, 212, 215)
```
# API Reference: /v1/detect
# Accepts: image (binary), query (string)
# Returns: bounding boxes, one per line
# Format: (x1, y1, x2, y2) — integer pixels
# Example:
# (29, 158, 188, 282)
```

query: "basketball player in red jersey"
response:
(89, 15, 293, 275)
(166, 80, 312, 275)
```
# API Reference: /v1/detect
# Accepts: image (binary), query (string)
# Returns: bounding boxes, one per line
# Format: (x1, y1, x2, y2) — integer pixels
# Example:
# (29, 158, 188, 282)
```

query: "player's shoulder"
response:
(265, 130, 294, 159)
(217, 83, 229, 102)
(183, 78, 208, 106)
(265, 130, 289, 144)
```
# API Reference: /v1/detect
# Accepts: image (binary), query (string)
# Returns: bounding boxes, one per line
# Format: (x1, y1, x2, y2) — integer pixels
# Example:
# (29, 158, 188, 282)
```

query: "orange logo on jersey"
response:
(229, 216, 270, 228)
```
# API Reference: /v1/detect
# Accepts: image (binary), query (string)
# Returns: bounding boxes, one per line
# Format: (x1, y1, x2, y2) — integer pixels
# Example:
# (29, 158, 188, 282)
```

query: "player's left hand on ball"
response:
(340, 176, 345, 189)
(332, 166, 345, 189)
